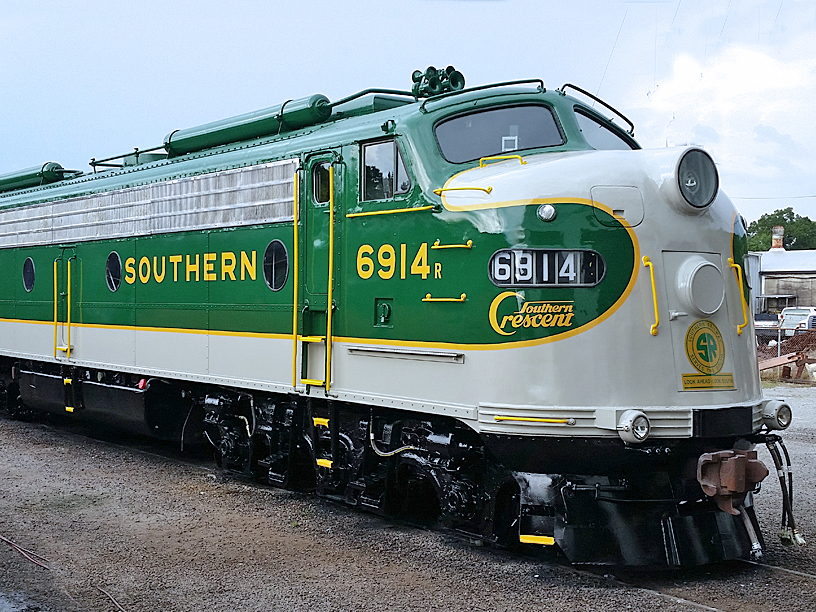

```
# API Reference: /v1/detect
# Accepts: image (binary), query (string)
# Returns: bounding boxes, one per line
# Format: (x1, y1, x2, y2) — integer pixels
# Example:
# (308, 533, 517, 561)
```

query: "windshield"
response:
(435, 105, 564, 164)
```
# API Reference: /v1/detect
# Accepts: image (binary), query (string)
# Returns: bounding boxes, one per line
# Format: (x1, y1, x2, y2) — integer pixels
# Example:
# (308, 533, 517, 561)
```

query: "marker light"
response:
(762, 400, 792, 431)
(618, 410, 651, 444)
(677, 149, 718, 209)
(537, 204, 557, 222)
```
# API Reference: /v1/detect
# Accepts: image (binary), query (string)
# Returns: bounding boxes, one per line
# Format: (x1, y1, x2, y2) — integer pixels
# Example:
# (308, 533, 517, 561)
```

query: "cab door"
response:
(296, 152, 341, 391)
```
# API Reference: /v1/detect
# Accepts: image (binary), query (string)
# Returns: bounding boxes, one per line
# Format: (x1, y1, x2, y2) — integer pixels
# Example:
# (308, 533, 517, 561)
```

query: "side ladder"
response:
(291, 166, 336, 394)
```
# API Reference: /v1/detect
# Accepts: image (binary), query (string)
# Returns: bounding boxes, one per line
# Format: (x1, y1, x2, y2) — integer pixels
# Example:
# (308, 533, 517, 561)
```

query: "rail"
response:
(642, 256, 659, 336)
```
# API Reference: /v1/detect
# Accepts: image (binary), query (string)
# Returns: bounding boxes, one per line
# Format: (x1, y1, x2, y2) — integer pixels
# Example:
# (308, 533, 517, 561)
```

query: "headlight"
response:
(762, 400, 792, 430)
(618, 409, 651, 444)
(677, 149, 718, 209)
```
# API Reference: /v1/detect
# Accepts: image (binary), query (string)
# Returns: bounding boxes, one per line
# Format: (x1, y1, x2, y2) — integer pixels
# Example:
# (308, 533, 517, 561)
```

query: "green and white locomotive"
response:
(0, 67, 799, 566)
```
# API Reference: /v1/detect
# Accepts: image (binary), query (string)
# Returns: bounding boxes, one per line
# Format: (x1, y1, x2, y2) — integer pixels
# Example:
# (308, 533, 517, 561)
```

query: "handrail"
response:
(559, 83, 636, 136)
(291, 170, 300, 388)
(328, 88, 415, 110)
(431, 239, 472, 250)
(419, 79, 545, 113)
(432, 186, 492, 196)
(494, 416, 575, 425)
(728, 258, 749, 336)
(346, 205, 433, 218)
(90, 145, 167, 172)
(325, 165, 335, 392)
(66, 260, 72, 358)
(54, 258, 73, 357)
(422, 293, 466, 303)
(642, 256, 659, 336)
(479, 155, 526, 168)
(53, 260, 58, 358)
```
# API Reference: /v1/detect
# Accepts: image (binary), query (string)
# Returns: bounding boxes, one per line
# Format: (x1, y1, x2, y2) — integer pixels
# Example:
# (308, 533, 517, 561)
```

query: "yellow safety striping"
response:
(313, 417, 330, 428)
(301, 378, 324, 386)
(519, 534, 555, 546)
(495, 416, 570, 424)
(316, 458, 333, 468)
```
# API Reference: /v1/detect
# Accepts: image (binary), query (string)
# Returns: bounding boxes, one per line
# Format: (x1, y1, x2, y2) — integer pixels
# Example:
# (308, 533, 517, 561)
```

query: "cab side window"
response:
(362, 140, 410, 201)
(574, 108, 637, 151)
(313, 162, 331, 204)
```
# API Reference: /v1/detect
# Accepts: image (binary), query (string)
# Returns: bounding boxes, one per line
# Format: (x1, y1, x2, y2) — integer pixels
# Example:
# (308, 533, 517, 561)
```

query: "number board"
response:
(489, 249, 605, 287)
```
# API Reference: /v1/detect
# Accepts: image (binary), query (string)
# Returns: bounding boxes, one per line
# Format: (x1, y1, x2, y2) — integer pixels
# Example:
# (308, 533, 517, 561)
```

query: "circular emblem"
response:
(685, 320, 726, 375)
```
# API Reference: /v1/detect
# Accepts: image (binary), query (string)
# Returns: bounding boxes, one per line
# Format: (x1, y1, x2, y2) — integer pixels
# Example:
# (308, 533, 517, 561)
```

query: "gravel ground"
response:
(1, 384, 814, 612)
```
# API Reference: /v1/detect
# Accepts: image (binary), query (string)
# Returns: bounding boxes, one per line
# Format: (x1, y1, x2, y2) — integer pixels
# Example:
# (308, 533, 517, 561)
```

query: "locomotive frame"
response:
(0, 68, 799, 566)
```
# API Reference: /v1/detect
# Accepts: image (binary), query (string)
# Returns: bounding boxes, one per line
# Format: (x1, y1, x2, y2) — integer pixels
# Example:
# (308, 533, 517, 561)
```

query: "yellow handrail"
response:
(422, 293, 466, 303)
(346, 205, 433, 219)
(494, 416, 573, 424)
(642, 256, 659, 336)
(53, 260, 58, 358)
(479, 155, 526, 168)
(431, 239, 473, 250)
(432, 186, 492, 196)
(728, 257, 749, 336)
(291, 171, 300, 389)
(54, 258, 73, 357)
(325, 165, 335, 393)
(66, 260, 72, 359)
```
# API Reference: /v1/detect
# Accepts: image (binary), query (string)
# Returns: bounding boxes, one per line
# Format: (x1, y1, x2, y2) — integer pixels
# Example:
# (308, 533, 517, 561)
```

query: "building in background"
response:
(754, 226, 816, 314)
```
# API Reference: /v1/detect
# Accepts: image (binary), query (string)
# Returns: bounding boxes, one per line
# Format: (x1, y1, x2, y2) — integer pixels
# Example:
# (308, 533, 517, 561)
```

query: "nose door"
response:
(661, 251, 736, 392)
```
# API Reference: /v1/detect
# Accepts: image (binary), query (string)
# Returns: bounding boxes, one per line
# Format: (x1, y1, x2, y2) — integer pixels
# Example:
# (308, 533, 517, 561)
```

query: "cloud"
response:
(625, 39, 816, 220)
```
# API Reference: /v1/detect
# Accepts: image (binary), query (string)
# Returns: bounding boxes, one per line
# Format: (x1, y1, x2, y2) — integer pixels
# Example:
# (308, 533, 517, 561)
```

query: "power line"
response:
(597, 8, 628, 97)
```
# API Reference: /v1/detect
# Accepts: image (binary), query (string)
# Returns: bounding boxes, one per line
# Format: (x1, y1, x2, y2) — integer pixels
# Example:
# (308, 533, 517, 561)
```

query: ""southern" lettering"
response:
(124, 251, 256, 285)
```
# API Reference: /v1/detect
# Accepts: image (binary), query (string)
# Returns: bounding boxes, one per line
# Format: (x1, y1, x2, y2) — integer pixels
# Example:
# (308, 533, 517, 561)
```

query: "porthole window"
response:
(22, 257, 35, 292)
(106, 251, 122, 292)
(263, 240, 289, 291)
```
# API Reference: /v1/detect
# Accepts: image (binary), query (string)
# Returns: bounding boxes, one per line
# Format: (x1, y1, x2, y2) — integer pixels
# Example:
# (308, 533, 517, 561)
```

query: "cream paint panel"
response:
(133, 329, 208, 375)
(207, 334, 292, 386)
(69, 324, 135, 367)
(0, 320, 53, 360)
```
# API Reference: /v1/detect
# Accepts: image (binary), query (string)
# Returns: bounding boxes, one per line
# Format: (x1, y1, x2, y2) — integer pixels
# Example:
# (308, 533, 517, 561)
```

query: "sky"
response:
(1, 0, 814, 223)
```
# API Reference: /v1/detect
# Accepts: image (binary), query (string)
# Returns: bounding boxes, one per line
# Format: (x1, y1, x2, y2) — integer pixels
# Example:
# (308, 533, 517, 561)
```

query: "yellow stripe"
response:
(494, 416, 569, 424)
(519, 534, 555, 546)
(346, 205, 433, 218)
(0, 205, 640, 355)
(316, 458, 333, 468)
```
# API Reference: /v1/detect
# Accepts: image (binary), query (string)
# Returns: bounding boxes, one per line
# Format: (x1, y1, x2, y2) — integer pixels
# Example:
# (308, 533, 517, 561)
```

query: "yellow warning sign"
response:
(682, 373, 735, 391)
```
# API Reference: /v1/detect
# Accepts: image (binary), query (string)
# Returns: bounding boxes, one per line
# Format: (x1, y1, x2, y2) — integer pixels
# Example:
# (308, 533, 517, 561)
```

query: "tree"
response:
(747, 207, 816, 251)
